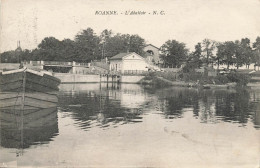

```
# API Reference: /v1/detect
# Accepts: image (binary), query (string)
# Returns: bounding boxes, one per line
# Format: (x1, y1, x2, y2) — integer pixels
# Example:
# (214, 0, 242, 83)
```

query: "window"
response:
(146, 50, 154, 55)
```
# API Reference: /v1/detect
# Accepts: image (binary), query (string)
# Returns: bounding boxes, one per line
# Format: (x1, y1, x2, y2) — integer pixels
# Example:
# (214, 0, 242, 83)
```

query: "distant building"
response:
(109, 52, 148, 74)
(143, 44, 163, 67)
(15, 41, 22, 53)
(16, 41, 22, 64)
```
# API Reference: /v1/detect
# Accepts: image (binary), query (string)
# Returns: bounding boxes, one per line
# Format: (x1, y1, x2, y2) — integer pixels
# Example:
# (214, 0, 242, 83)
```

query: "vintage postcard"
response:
(0, 0, 260, 167)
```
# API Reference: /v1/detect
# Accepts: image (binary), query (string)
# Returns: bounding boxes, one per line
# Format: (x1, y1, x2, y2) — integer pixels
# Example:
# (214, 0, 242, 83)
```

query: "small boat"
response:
(0, 67, 61, 110)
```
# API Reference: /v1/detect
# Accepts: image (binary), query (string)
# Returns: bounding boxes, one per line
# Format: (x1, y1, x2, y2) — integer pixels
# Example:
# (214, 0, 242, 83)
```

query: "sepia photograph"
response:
(0, 0, 260, 167)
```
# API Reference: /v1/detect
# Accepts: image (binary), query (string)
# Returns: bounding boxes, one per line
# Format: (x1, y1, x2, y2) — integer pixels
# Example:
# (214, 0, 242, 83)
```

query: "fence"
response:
(74, 62, 89, 67)
(123, 70, 149, 75)
(26, 61, 90, 67)
(44, 61, 72, 66)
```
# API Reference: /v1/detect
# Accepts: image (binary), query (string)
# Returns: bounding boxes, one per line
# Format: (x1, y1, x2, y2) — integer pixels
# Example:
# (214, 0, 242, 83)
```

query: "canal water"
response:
(0, 83, 259, 167)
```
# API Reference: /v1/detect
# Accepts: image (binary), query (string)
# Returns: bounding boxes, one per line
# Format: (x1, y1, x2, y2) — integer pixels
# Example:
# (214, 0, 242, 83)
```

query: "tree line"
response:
(162, 37, 260, 70)
(0, 27, 259, 70)
(0, 28, 146, 63)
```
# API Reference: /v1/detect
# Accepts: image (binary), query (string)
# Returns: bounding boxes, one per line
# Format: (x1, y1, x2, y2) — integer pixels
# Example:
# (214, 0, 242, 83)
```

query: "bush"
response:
(155, 71, 178, 81)
(226, 72, 251, 86)
(182, 72, 203, 82)
(214, 75, 229, 84)
(142, 72, 172, 87)
(144, 71, 156, 80)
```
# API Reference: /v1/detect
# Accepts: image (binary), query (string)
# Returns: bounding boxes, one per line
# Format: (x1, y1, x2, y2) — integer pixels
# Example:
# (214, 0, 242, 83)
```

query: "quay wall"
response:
(54, 73, 145, 84)
(54, 73, 100, 83)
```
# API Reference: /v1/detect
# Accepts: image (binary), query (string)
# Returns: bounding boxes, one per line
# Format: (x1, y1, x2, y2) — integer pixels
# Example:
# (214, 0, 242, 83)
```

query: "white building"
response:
(109, 52, 149, 74)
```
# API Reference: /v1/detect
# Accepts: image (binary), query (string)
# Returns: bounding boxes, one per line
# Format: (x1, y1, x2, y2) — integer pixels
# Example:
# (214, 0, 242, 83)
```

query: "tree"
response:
(216, 41, 241, 69)
(0, 51, 17, 63)
(74, 28, 101, 62)
(192, 42, 203, 68)
(128, 34, 146, 55)
(233, 40, 244, 69)
(216, 43, 225, 69)
(100, 29, 113, 59)
(103, 33, 129, 57)
(240, 38, 252, 69)
(104, 33, 146, 58)
(202, 39, 216, 66)
(183, 43, 203, 72)
(224, 41, 236, 69)
(0, 49, 31, 63)
(252, 36, 260, 70)
(20, 49, 32, 62)
(25, 37, 75, 61)
(37, 37, 62, 61)
(30, 49, 40, 61)
(60, 39, 77, 62)
(160, 40, 188, 68)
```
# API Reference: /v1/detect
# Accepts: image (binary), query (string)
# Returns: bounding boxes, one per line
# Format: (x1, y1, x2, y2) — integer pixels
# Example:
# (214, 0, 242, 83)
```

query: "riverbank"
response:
(0, 63, 258, 88)
(140, 71, 257, 89)
(141, 76, 198, 87)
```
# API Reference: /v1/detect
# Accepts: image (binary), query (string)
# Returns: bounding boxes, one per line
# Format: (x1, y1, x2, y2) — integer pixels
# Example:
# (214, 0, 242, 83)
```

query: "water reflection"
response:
(249, 88, 260, 129)
(58, 83, 147, 130)
(59, 84, 260, 130)
(1, 83, 259, 167)
(153, 87, 260, 128)
(199, 89, 260, 127)
(0, 107, 58, 153)
(154, 88, 200, 119)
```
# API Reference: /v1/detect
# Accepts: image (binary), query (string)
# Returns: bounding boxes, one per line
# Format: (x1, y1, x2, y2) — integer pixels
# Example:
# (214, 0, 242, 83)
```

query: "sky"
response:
(0, 0, 260, 52)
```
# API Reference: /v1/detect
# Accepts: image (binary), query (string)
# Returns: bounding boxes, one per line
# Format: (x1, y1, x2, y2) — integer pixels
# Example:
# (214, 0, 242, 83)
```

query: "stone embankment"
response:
(53, 73, 145, 84)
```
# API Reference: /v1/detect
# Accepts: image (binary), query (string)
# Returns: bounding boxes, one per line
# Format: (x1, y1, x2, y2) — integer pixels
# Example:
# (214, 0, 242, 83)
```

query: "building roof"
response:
(110, 52, 135, 60)
(144, 44, 160, 50)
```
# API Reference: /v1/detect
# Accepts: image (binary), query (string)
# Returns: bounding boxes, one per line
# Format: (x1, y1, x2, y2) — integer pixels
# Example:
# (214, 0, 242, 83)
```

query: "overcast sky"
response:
(1, 0, 260, 52)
